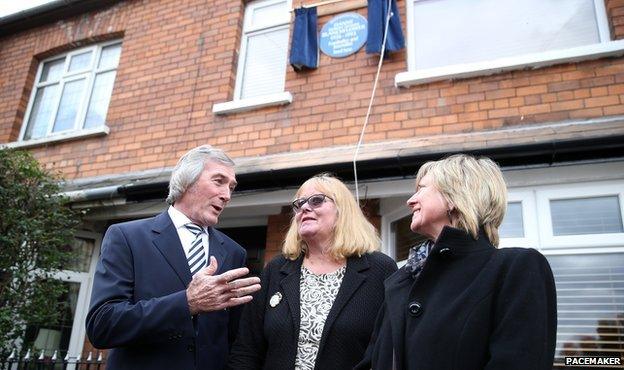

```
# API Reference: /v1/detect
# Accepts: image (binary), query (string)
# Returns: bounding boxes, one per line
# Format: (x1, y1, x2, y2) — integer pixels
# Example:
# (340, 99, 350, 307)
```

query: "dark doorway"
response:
(220, 226, 267, 276)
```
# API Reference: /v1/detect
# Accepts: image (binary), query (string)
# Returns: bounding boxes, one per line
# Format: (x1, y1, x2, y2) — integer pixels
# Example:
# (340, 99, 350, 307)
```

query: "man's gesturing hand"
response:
(186, 256, 261, 315)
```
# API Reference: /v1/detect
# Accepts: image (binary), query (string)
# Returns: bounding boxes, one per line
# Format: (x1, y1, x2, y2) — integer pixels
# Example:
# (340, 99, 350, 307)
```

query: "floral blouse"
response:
(294, 264, 346, 370)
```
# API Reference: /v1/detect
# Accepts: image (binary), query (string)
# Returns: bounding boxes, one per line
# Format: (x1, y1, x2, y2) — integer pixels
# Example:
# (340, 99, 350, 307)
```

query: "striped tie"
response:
(185, 223, 206, 275)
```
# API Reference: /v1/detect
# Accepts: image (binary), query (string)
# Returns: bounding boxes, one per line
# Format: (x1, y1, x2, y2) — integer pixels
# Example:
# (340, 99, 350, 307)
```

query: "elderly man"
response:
(86, 145, 260, 370)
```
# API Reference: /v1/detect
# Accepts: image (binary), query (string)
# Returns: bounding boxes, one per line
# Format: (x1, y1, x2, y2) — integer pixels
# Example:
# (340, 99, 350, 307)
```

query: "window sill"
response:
(212, 92, 293, 115)
(2, 126, 110, 149)
(395, 40, 624, 87)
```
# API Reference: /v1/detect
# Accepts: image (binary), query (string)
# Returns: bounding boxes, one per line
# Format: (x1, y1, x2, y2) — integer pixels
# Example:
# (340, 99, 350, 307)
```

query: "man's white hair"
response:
(166, 145, 235, 205)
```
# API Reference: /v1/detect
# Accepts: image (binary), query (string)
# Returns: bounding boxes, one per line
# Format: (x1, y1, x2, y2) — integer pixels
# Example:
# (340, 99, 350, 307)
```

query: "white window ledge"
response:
(2, 126, 110, 149)
(395, 40, 624, 87)
(212, 92, 293, 115)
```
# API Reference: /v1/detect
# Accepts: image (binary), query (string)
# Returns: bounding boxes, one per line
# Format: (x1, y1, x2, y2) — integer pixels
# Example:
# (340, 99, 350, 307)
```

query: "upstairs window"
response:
(409, 0, 608, 70)
(235, 0, 290, 100)
(20, 41, 122, 141)
(397, 0, 617, 86)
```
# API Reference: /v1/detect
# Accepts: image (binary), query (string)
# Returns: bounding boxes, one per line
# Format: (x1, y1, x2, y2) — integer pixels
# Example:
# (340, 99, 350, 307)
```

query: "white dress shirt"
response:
(168, 206, 209, 265)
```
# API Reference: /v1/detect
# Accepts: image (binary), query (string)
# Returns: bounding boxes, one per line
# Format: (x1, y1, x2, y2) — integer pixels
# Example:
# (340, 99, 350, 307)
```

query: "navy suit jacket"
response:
(86, 211, 247, 370)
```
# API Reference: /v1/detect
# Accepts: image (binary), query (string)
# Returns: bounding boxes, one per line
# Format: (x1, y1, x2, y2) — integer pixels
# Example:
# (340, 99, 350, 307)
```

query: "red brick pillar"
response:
(606, 0, 624, 40)
(360, 198, 381, 233)
(264, 206, 293, 264)
(80, 338, 107, 369)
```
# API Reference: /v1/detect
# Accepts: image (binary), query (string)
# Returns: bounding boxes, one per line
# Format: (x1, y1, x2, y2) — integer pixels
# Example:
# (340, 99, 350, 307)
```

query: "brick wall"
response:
(607, 0, 624, 38)
(1, 0, 624, 180)
(265, 206, 293, 263)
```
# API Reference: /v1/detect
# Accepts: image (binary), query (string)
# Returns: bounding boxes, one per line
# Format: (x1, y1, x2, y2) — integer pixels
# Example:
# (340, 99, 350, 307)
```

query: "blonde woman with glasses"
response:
(356, 154, 557, 370)
(228, 174, 397, 370)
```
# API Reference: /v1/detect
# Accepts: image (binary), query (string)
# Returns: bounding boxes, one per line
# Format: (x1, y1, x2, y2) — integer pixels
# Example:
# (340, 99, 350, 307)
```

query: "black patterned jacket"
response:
(227, 251, 397, 370)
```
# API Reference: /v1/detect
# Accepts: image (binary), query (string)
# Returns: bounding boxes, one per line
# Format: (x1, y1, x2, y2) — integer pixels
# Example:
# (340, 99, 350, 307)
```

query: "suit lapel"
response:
(208, 227, 227, 274)
(151, 212, 192, 287)
(317, 255, 368, 357)
(279, 257, 303, 335)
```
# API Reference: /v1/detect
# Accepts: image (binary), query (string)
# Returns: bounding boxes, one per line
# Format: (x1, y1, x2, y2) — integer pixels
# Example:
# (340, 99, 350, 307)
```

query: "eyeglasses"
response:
(291, 194, 333, 213)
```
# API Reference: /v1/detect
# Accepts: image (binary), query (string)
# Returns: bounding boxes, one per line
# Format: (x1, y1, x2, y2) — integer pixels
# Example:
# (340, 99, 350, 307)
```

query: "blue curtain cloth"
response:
(290, 7, 319, 71)
(366, 0, 405, 54)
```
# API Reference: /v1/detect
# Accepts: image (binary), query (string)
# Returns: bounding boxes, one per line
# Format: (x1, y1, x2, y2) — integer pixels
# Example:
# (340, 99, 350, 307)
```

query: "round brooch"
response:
(269, 292, 282, 307)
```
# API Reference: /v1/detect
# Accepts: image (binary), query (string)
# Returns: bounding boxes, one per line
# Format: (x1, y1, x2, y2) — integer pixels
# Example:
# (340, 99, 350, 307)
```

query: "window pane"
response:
(23, 282, 80, 357)
(240, 28, 288, 99)
(392, 214, 427, 261)
(548, 253, 624, 367)
(24, 84, 59, 140)
(250, 0, 288, 29)
(39, 58, 65, 83)
(98, 43, 122, 69)
(52, 79, 86, 133)
(551, 196, 623, 236)
(62, 237, 95, 272)
(500, 202, 524, 238)
(68, 51, 92, 72)
(412, 0, 600, 70)
(84, 71, 116, 128)
(22, 42, 121, 142)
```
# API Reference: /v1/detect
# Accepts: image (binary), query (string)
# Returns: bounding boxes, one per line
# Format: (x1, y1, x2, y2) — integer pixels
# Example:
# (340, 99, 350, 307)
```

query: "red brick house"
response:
(1, 0, 623, 366)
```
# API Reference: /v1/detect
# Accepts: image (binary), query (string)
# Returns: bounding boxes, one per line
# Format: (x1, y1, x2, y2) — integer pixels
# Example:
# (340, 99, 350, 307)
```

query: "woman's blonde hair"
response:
(282, 174, 380, 260)
(415, 154, 507, 246)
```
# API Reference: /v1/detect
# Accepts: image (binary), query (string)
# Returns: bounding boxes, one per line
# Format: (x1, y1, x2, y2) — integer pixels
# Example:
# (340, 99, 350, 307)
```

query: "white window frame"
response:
(212, 0, 293, 115)
(396, 0, 624, 87)
(63, 231, 102, 357)
(17, 40, 121, 144)
(381, 179, 624, 260)
(535, 180, 624, 252)
(47, 230, 102, 362)
(381, 205, 413, 265)
(499, 189, 540, 249)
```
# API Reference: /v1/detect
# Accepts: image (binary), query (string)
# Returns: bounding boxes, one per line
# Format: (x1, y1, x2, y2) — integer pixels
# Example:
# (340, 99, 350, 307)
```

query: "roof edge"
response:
(60, 115, 624, 202)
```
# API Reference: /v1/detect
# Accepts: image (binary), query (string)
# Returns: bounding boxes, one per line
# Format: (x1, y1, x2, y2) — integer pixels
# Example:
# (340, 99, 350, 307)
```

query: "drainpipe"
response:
(62, 185, 121, 203)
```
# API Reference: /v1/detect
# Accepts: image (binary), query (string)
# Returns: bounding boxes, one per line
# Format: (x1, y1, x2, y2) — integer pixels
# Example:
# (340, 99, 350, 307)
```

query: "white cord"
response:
(353, 0, 394, 201)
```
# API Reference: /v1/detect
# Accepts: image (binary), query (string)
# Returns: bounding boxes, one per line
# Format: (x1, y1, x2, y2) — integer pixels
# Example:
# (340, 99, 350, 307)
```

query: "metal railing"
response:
(0, 349, 106, 370)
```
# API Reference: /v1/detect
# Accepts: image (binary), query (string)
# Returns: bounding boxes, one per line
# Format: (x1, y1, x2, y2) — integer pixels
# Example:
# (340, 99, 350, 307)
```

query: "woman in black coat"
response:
(228, 174, 397, 370)
(356, 154, 557, 370)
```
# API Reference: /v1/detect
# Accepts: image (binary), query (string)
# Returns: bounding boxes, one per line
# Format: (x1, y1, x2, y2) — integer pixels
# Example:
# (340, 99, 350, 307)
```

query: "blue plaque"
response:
(319, 13, 367, 58)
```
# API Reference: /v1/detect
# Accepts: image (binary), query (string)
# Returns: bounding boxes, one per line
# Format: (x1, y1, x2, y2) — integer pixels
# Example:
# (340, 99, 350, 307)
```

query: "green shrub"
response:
(0, 149, 80, 352)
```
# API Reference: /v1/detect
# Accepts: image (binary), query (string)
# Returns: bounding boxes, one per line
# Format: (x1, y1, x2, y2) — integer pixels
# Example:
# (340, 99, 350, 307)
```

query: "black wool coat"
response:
(356, 226, 557, 370)
(227, 251, 398, 370)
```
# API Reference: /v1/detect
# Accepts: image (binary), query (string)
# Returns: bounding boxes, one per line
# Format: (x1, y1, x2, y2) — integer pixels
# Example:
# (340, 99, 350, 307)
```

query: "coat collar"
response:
(383, 226, 494, 294)
(151, 212, 228, 286)
(429, 226, 494, 258)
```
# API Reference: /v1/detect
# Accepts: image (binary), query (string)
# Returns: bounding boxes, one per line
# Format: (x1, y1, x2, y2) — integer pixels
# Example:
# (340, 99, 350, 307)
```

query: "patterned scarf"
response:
(405, 240, 433, 278)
